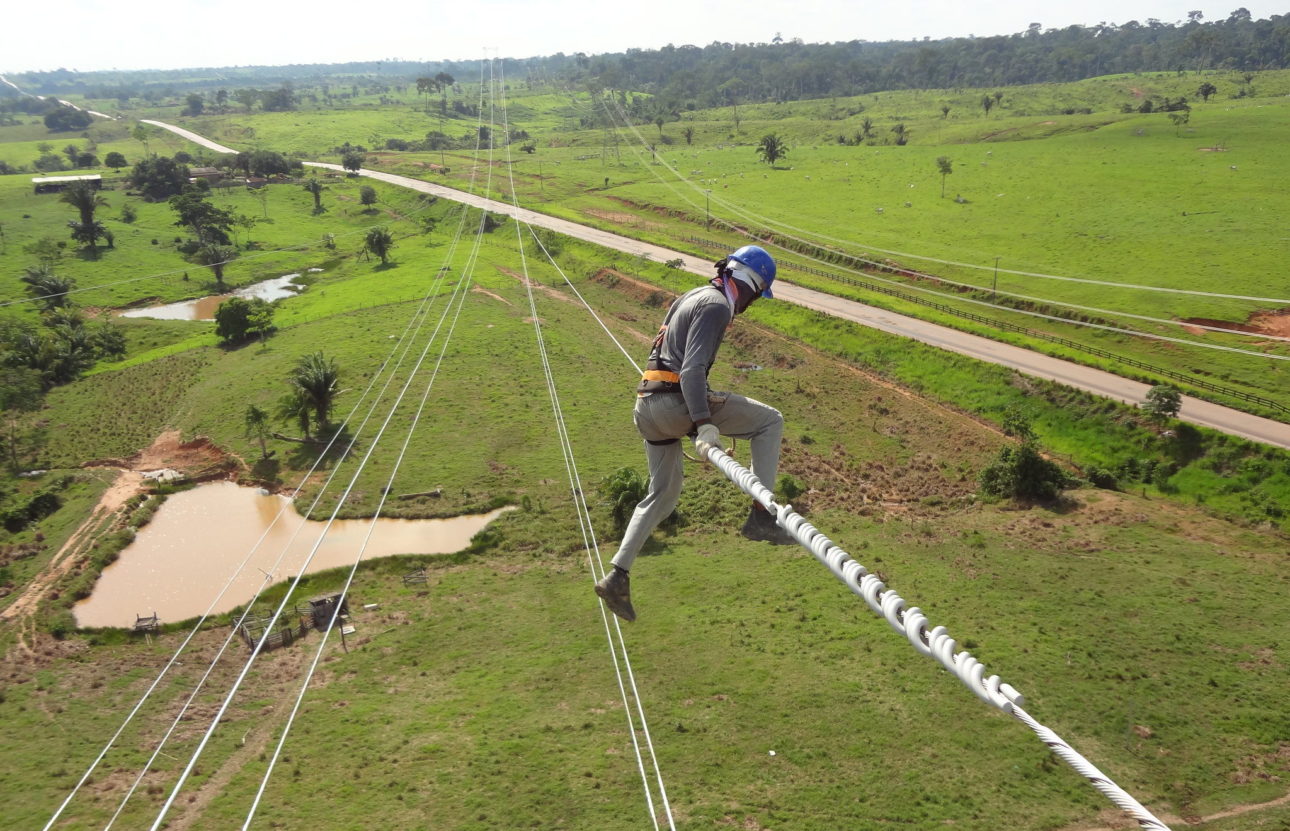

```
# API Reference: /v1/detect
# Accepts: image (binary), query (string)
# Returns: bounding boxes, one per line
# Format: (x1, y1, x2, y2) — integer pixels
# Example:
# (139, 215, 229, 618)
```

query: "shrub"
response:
(600, 467, 647, 535)
(979, 441, 1070, 502)
(1085, 467, 1119, 490)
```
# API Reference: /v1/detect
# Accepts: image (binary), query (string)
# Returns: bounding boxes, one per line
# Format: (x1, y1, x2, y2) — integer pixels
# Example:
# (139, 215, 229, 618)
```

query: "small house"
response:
(189, 166, 223, 183)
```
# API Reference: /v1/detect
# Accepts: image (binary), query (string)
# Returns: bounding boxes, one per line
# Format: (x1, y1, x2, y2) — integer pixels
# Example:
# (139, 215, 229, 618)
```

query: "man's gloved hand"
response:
(695, 423, 721, 451)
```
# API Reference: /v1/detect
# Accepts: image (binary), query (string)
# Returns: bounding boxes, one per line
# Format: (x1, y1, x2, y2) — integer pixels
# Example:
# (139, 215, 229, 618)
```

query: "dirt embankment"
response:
(1181, 307, 1290, 339)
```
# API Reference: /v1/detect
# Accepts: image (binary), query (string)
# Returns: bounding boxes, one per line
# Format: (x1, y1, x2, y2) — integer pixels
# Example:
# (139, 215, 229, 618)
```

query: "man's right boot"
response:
(740, 505, 797, 545)
(594, 566, 636, 622)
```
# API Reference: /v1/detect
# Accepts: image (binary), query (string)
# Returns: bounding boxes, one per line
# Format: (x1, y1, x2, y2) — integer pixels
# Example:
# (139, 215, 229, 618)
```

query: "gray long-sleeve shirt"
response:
(652, 284, 732, 421)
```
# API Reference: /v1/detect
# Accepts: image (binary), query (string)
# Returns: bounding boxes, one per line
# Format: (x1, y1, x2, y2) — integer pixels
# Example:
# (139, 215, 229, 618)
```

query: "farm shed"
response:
(32, 174, 102, 194)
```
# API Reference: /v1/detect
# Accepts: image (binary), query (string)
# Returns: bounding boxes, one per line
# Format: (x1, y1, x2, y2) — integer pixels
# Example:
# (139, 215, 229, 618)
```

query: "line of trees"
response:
(547, 12, 1288, 112)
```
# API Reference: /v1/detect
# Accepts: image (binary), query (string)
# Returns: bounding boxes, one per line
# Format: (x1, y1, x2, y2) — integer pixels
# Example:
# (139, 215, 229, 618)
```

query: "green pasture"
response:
(0, 171, 439, 314)
(3, 68, 1290, 831)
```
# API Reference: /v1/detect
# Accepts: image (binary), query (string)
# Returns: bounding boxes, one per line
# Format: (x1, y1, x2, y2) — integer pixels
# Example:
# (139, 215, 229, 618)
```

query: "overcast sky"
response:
(2, 1, 1282, 74)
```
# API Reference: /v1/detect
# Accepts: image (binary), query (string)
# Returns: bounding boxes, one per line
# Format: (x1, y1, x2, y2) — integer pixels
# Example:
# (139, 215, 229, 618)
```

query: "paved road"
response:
(141, 120, 237, 153)
(143, 121, 1290, 450)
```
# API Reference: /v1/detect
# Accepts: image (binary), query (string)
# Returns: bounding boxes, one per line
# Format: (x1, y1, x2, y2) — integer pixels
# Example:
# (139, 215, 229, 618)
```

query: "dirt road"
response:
(140, 120, 1290, 450)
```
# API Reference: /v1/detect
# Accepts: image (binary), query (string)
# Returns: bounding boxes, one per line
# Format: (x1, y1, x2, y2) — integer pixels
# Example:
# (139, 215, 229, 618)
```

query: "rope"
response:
(692, 435, 1172, 830)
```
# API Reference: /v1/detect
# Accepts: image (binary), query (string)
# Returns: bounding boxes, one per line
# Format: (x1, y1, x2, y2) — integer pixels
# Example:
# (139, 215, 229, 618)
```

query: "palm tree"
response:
(244, 404, 272, 460)
(757, 134, 789, 166)
(891, 122, 909, 145)
(20, 266, 76, 311)
(60, 181, 108, 226)
(936, 156, 953, 197)
(68, 220, 110, 254)
(287, 351, 341, 436)
(364, 226, 395, 264)
(302, 178, 325, 213)
(192, 243, 238, 286)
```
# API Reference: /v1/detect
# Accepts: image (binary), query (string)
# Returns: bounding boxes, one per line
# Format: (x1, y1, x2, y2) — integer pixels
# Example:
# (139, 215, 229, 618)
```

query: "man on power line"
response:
(595, 245, 795, 623)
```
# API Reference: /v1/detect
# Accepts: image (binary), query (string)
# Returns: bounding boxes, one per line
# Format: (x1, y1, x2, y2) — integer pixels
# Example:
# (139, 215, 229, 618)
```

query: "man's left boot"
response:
(740, 505, 796, 545)
(594, 566, 636, 622)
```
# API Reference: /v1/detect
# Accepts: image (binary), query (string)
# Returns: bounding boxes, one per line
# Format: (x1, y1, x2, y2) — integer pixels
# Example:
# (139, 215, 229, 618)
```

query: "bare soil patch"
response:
(1181, 307, 1290, 338)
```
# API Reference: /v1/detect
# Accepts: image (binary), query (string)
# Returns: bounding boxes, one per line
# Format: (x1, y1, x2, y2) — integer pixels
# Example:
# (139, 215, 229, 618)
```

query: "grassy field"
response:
(1, 68, 1288, 831)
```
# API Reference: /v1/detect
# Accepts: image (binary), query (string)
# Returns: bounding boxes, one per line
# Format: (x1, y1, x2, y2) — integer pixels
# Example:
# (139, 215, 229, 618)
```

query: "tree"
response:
(364, 226, 395, 264)
(215, 296, 274, 343)
(1142, 384, 1182, 423)
(940, 104, 951, 119)
(245, 149, 294, 178)
(130, 156, 189, 201)
(936, 156, 953, 197)
(20, 266, 76, 311)
(131, 123, 152, 156)
(979, 440, 1069, 502)
(719, 77, 744, 130)
(44, 106, 92, 132)
(285, 351, 341, 436)
(1197, 81, 1217, 101)
(1168, 110, 1191, 135)
(191, 243, 238, 285)
(303, 178, 326, 213)
(341, 151, 365, 174)
(756, 133, 788, 166)
(243, 404, 272, 461)
(359, 185, 377, 207)
(891, 122, 909, 145)
(170, 188, 235, 244)
(60, 181, 108, 227)
(0, 367, 44, 472)
(683, 126, 694, 145)
(859, 117, 874, 140)
(68, 220, 111, 254)
(182, 93, 204, 116)
(981, 94, 994, 116)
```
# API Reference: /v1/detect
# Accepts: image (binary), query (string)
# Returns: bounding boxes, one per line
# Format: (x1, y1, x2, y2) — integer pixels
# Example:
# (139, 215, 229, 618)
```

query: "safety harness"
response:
(637, 257, 735, 397)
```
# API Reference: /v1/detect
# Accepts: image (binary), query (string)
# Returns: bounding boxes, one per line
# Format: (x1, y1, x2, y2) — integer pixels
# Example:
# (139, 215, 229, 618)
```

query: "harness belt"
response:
(637, 321, 684, 395)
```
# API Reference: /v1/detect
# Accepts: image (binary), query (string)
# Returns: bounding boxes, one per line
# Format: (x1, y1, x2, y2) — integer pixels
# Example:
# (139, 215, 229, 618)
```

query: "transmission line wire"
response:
(44, 150, 486, 831)
(497, 60, 676, 831)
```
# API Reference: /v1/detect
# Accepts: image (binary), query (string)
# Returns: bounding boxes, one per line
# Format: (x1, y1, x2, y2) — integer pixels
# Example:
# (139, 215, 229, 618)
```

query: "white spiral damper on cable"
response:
(694, 437, 1173, 831)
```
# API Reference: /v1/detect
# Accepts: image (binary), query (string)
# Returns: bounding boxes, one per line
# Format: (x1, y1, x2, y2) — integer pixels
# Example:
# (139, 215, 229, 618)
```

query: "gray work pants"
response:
(610, 390, 783, 571)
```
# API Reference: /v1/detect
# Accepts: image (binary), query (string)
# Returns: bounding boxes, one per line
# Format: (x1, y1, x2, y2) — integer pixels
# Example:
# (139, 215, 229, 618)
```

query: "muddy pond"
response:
(117, 270, 317, 321)
(74, 481, 512, 628)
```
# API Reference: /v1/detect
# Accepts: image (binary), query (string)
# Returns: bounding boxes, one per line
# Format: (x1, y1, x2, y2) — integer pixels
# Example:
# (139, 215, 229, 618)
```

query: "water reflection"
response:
(118, 273, 306, 321)
(74, 481, 512, 628)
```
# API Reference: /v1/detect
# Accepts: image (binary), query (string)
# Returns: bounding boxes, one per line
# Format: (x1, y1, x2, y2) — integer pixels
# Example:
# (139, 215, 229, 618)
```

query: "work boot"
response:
(594, 566, 636, 622)
(740, 505, 797, 545)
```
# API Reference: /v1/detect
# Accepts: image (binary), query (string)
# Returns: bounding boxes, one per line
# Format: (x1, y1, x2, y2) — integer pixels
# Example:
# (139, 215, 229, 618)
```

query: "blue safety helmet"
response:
(727, 245, 777, 298)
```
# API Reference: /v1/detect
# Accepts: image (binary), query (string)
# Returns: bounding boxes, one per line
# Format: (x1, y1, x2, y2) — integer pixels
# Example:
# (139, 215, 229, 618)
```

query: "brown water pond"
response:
(74, 481, 513, 628)
(117, 270, 316, 321)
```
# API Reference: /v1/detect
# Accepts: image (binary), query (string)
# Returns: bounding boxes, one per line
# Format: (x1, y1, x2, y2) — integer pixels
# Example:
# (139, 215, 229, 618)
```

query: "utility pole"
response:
(992, 256, 1000, 301)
